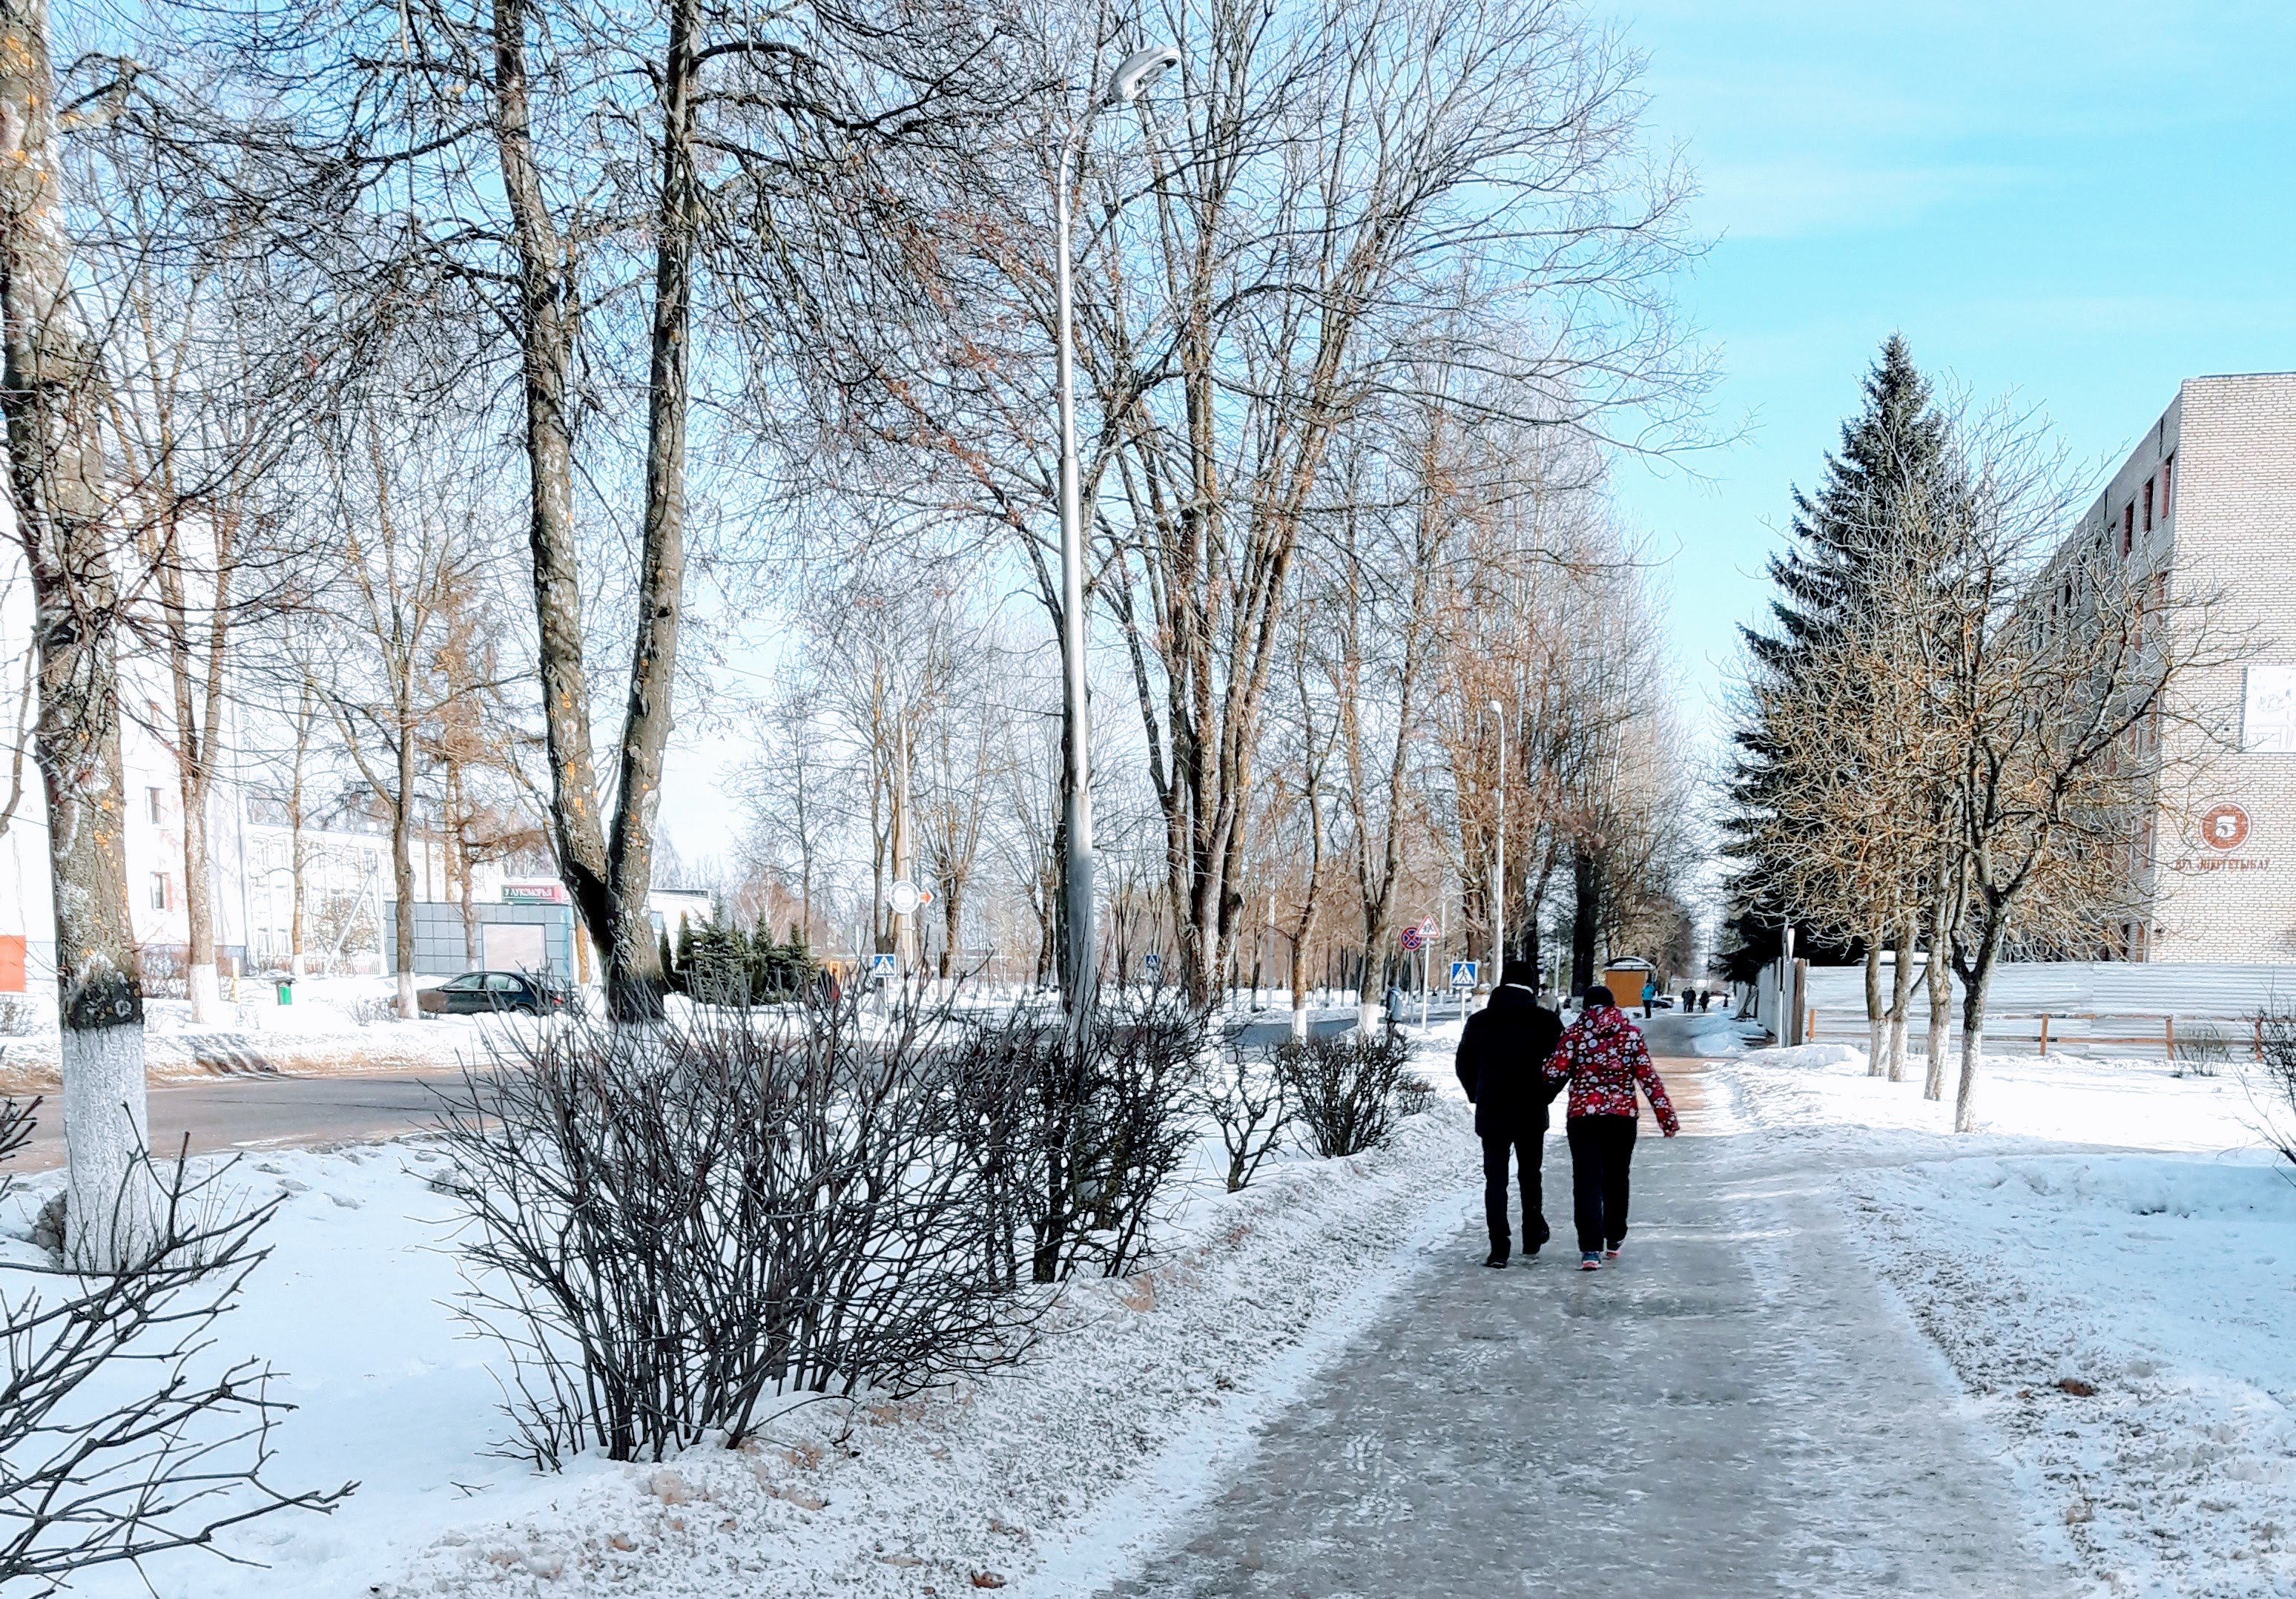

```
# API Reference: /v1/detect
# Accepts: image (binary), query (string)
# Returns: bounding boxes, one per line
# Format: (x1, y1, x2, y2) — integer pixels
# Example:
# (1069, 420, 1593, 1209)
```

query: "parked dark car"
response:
(416, 971, 572, 1017)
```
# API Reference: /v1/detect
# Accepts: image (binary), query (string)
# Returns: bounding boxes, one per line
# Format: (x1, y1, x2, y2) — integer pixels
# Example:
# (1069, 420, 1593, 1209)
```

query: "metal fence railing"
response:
(1801, 1006, 2264, 1064)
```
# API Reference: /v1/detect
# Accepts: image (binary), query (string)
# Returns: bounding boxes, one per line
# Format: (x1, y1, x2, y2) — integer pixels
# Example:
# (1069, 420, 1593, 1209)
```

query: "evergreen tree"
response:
(1721, 335, 1952, 980)
(659, 926, 682, 995)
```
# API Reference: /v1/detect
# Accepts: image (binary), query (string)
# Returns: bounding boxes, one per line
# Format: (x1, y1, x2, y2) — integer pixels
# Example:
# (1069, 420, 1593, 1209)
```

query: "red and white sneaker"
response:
(1578, 1253, 1601, 1270)
(1603, 1247, 1621, 1262)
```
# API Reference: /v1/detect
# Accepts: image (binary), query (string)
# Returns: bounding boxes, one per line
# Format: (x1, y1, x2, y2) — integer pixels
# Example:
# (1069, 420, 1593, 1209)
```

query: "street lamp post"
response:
(1489, 699, 1505, 996)
(1053, 44, 1178, 1026)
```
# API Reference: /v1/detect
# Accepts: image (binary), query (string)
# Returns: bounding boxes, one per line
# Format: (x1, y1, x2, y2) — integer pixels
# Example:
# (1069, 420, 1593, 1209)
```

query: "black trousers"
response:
(1566, 1115, 1638, 1253)
(1480, 1130, 1549, 1256)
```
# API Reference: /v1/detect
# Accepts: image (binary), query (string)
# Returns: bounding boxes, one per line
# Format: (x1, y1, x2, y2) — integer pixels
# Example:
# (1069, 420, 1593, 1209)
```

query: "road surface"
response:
(3, 1003, 1735, 1175)
(1089, 1062, 2082, 1598)
(9, 1073, 464, 1173)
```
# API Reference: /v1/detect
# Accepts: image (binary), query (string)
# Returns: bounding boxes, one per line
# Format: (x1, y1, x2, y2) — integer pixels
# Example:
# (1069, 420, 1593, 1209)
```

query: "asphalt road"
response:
(3, 1003, 1738, 1174)
(9, 1073, 464, 1174)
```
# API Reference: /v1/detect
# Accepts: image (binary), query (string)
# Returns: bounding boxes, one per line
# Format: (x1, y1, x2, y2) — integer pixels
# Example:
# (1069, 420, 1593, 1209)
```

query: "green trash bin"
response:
(276, 976, 294, 1006)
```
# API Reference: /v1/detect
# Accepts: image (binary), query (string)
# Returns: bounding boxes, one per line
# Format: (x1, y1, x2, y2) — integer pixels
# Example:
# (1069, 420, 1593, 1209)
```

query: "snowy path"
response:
(1091, 1068, 2088, 1599)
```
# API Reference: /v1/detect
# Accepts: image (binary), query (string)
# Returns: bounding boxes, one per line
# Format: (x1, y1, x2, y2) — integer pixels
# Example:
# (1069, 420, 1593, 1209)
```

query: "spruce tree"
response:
(1721, 335, 1950, 980)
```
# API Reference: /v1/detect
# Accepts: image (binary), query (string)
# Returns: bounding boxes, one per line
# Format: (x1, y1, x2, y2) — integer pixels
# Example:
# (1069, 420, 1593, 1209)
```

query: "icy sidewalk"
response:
(1721, 1047, 2296, 1598)
(1086, 1066, 2085, 1598)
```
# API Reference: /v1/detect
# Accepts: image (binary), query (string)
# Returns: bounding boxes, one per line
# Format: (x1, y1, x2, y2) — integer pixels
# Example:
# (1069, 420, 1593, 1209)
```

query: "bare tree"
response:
(0, 0, 152, 1263)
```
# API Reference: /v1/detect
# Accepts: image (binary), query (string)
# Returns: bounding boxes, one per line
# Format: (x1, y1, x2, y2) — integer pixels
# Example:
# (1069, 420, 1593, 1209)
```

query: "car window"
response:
(444, 975, 481, 992)
(483, 973, 519, 992)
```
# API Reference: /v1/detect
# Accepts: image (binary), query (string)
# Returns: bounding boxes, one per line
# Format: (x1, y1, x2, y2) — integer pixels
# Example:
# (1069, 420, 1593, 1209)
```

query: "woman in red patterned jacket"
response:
(1544, 985, 1679, 1270)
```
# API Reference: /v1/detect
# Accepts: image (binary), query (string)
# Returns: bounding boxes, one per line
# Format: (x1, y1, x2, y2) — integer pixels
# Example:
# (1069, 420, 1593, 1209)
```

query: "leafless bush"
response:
(345, 995, 397, 1027)
(0, 1099, 352, 1586)
(946, 994, 1206, 1285)
(1396, 1072, 1438, 1118)
(2253, 1007, 2296, 1164)
(1198, 1048, 1290, 1193)
(432, 990, 1058, 1467)
(1279, 1029, 1419, 1158)
(2171, 1023, 2231, 1079)
(0, 998, 39, 1038)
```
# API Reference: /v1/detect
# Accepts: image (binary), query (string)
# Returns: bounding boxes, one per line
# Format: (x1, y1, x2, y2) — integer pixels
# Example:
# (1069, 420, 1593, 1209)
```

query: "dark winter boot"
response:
(1483, 1242, 1509, 1269)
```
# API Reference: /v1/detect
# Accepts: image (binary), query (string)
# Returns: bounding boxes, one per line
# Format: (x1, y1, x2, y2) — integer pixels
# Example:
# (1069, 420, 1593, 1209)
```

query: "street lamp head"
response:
(1104, 45, 1180, 105)
(1488, 699, 1503, 716)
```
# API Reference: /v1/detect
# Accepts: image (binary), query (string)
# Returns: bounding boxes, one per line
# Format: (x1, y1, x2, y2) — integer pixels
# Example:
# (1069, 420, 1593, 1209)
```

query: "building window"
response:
(2161, 454, 2174, 516)
(148, 874, 168, 911)
(2122, 502, 2134, 553)
(146, 786, 163, 824)
(2142, 478, 2154, 533)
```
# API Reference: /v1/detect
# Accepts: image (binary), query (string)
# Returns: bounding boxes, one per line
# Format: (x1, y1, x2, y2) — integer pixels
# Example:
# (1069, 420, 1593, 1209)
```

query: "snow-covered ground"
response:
(0, 977, 563, 1095)
(1721, 1044, 2296, 1597)
(4, 1025, 1480, 1598)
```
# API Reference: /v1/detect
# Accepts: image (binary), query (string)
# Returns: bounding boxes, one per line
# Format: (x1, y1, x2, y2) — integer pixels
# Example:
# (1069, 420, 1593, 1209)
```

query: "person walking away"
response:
(1454, 960, 1565, 1268)
(1640, 977, 1657, 1018)
(1545, 985, 1679, 1270)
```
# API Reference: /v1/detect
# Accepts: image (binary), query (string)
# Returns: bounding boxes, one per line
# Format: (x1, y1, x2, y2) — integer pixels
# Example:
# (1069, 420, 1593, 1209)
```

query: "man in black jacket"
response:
(1454, 960, 1566, 1268)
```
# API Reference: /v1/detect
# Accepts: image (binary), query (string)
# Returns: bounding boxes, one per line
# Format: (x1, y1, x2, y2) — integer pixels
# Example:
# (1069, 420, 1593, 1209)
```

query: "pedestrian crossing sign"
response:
(870, 952, 899, 978)
(1450, 960, 1477, 990)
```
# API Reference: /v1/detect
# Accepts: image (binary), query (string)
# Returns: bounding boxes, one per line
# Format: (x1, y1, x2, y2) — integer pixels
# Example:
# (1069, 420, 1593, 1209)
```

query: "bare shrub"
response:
(2171, 1023, 2231, 1079)
(0, 1099, 352, 1585)
(1396, 1072, 1438, 1118)
(1199, 1047, 1290, 1193)
(947, 993, 1206, 1284)
(345, 995, 397, 1027)
(1279, 1028, 1417, 1158)
(2253, 1006, 2296, 1164)
(432, 990, 1059, 1466)
(0, 998, 39, 1038)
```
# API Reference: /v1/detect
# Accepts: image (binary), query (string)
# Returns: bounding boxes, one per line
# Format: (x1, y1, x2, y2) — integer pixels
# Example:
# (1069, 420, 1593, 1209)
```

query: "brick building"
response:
(2094, 372, 2296, 960)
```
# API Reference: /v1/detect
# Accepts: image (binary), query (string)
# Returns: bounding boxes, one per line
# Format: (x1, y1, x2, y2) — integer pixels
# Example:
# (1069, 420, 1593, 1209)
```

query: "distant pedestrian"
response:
(1640, 977, 1657, 1018)
(1454, 960, 1565, 1269)
(1697, 988, 1711, 1012)
(1544, 985, 1679, 1270)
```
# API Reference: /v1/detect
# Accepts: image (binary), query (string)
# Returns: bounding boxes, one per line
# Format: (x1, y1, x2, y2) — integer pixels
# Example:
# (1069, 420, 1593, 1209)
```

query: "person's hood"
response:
(1488, 984, 1545, 1014)
(1574, 1003, 1636, 1040)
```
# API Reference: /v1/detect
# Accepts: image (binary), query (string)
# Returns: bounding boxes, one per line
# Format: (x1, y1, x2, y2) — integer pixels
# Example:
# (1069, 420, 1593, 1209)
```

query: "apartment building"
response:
(2090, 372, 2296, 960)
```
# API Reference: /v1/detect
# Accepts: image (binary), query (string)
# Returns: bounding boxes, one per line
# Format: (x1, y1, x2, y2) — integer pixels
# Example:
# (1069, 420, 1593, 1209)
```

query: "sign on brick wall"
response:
(2241, 664, 2296, 753)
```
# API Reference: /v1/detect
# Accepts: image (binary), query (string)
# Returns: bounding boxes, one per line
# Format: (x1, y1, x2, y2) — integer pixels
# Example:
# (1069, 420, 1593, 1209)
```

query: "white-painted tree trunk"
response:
(1291, 1006, 1308, 1039)
(61, 1023, 152, 1267)
(1954, 1023, 1983, 1133)
(397, 968, 417, 1020)
(187, 960, 221, 1026)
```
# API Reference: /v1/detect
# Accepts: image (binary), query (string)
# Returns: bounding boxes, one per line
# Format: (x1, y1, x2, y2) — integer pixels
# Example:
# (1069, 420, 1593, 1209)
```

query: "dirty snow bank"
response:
(1723, 1046, 2296, 1596)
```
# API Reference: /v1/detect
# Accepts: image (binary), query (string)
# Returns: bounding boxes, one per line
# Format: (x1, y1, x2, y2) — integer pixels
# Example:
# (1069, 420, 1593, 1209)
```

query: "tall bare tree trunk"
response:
(0, 0, 151, 1264)
(1924, 899, 1953, 1100)
(598, 0, 697, 1025)
(288, 676, 313, 977)
(1863, 934, 1884, 1076)
(392, 722, 418, 1017)
(492, 0, 615, 995)
(1885, 913, 1915, 1082)
(154, 506, 234, 1025)
(1956, 963, 1990, 1133)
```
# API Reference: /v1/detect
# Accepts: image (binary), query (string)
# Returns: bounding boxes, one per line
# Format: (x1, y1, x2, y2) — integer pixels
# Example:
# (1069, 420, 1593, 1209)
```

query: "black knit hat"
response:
(1499, 959, 1537, 989)
(1586, 984, 1616, 1008)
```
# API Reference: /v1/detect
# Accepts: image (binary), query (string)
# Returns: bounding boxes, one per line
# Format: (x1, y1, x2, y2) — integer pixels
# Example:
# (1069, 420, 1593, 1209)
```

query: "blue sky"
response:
(1614, 0, 2296, 719)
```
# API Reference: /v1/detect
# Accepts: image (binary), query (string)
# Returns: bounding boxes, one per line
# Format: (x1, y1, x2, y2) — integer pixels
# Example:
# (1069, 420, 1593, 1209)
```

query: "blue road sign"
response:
(870, 952, 899, 979)
(1143, 952, 1163, 977)
(1450, 960, 1478, 990)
